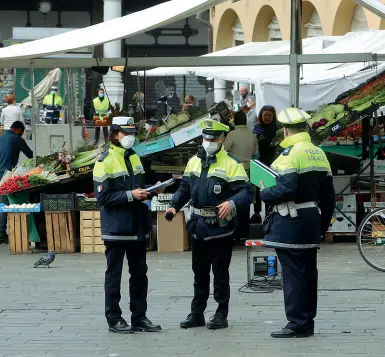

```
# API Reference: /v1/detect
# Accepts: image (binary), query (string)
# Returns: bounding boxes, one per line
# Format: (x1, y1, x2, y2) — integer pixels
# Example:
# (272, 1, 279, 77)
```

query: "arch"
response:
(252, 5, 280, 42)
(302, 1, 324, 38)
(332, 0, 357, 35)
(215, 8, 244, 51)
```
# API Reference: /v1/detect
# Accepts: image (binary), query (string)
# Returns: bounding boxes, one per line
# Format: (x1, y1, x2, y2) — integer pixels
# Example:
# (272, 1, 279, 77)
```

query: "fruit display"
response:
(308, 70, 385, 143)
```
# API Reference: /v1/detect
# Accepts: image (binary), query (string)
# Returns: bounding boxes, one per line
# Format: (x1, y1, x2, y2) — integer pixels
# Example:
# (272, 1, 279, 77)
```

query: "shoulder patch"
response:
(98, 151, 109, 162)
(282, 146, 293, 156)
(227, 152, 242, 163)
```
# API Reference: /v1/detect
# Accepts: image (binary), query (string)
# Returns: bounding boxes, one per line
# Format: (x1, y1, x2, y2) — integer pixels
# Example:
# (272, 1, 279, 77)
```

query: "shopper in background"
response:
(246, 96, 257, 132)
(224, 110, 259, 239)
(251, 105, 279, 223)
(93, 88, 111, 145)
(166, 119, 254, 330)
(0, 95, 24, 130)
(240, 86, 251, 107)
(259, 108, 335, 338)
(0, 121, 33, 244)
(93, 117, 161, 335)
(43, 86, 63, 124)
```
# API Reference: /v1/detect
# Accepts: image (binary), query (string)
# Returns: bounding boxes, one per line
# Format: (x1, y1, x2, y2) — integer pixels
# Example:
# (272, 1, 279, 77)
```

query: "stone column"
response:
(102, 0, 124, 107)
(214, 79, 226, 103)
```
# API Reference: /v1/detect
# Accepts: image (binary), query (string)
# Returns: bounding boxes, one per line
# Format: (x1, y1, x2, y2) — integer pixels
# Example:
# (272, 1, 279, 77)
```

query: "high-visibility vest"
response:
(43, 94, 63, 107)
(93, 97, 110, 116)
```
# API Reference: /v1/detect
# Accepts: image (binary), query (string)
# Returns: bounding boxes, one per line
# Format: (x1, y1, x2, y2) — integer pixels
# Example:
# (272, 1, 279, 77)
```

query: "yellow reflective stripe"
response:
(184, 170, 201, 177)
(297, 166, 330, 174)
(207, 172, 230, 182)
(275, 168, 297, 175)
(229, 175, 249, 182)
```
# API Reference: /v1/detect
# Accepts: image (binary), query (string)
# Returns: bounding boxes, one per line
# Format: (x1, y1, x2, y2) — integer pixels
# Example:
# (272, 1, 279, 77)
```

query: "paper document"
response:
(146, 179, 175, 193)
(250, 160, 278, 189)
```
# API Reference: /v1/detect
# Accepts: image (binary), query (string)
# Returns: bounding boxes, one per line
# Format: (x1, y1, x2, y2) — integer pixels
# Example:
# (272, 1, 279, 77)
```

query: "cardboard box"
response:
(157, 211, 189, 252)
(335, 194, 357, 212)
(329, 212, 356, 233)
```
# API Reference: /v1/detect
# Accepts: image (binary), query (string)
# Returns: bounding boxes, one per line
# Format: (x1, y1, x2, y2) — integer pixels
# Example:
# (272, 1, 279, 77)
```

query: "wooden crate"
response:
(80, 211, 104, 253)
(8, 213, 31, 254)
(80, 211, 154, 253)
(45, 212, 76, 253)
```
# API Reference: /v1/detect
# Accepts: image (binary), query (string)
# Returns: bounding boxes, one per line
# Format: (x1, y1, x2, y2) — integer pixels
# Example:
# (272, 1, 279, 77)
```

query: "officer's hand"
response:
(155, 181, 165, 194)
(217, 201, 232, 220)
(260, 181, 265, 190)
(132, 188, 149, 201)
(165, 208, 176, 221)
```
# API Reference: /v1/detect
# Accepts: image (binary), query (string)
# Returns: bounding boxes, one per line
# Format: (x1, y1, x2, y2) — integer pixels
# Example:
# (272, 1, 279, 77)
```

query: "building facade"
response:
(211, 0, 385, 51)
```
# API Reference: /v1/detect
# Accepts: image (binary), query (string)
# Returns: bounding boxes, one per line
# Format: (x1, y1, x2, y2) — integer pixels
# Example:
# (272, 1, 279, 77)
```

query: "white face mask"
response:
(202, 140, 221, 156)
(119, 135, 136, 149)
(247, 102, 252, 108)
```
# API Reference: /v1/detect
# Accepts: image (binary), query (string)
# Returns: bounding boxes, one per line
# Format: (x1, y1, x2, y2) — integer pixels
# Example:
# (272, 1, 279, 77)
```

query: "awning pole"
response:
(65, 68, 73, 151)
(290, 0, 302, 108)
(30, 60, 37, 167)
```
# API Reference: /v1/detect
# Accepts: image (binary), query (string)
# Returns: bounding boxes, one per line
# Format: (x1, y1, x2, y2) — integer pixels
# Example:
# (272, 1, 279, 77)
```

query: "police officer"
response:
(93, 117, 161, 334)
(43, 86, 63, 124)
(93, 88, 111, 145)
(165, 119, 254, 330)
(259, 108, 335, 338)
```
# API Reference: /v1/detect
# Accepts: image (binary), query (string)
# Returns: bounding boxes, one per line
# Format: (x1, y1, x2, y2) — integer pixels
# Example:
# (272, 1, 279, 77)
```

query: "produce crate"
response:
(75, 197, 100, 211)
(8, 213, 31, 254)
(80, 211, 154, 252)
(133, 134, 174, 157)
(45, 212, 76, 253)
(40, 193, 76, 212)
(80, 211, 104, 253)
(0, 203, 41, 213)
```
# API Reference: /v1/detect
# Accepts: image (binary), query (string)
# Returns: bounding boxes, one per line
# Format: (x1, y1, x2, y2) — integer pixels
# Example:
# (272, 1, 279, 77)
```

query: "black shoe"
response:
(206, 312, 228, 330)
(270, 328, 310, 338)
(132, 317, 162, 332)
(180, 313, 206, 329)
(108, 319, 135, 334)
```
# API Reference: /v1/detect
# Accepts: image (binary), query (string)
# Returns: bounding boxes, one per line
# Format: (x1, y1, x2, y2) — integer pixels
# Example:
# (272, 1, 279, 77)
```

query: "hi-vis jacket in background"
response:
(93, 96, 110, 117)
(170, 146, 254, 241)
(43, 93, 63, 119)
(93, 145, 151, 241)
(260, 132, 335, 249)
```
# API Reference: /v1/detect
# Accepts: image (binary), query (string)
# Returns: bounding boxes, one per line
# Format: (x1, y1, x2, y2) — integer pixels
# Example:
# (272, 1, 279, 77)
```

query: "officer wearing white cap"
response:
(43, 86, 63, 124)
(93, 117, 161, 334)
(166, 119, 254, 330)
(259, 108, 335, 338)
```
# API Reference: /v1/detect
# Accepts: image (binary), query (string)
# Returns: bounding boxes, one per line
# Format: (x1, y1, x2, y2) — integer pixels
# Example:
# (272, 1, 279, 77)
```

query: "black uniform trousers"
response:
(191, 236, 233, 317)
(104, 240, 148, 326)
(276, 248, 318, 333)
(94, 127, 109, 145)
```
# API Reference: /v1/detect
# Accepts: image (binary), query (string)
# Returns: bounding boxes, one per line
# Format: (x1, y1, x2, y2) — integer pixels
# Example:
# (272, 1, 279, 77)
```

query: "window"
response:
(268, 16, 282, 42)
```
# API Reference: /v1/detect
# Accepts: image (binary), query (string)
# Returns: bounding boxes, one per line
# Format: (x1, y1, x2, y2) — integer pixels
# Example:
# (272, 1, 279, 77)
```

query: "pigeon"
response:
(34, 250, 55, 268)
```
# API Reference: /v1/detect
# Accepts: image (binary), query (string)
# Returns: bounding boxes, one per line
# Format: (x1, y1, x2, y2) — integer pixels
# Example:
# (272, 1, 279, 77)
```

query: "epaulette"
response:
(282, 146, 293, 156)
(98, 151, 109, 162)
(227, 152, 242, 163)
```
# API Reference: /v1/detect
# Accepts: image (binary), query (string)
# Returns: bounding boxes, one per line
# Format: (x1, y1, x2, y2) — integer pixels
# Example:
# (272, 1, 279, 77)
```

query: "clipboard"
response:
(250, 160, 278, 189)
(145, 179, 175, 193)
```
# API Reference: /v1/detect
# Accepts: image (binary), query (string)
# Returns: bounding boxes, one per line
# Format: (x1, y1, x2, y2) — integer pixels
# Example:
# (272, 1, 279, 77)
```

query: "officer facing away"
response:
(93, 117, 161, 334)
(165, 119, 254, 330)
(259, 108, 335, 338)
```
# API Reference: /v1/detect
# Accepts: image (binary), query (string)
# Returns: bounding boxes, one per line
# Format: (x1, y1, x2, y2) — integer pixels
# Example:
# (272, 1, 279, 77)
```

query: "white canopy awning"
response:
(0, 0, 225, 61)
(353, 0, 385, 19)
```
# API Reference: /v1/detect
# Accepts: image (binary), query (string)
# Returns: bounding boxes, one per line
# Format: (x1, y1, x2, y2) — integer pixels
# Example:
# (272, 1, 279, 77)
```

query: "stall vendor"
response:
(0, 121, 33, 243)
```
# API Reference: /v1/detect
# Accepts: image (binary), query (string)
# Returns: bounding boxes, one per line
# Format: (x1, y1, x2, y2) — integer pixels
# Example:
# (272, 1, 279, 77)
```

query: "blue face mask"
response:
(99, 93, 104, 98)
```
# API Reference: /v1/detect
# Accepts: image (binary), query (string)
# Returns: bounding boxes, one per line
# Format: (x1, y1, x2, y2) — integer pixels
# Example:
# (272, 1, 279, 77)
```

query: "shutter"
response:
(15, 68, 84, 113)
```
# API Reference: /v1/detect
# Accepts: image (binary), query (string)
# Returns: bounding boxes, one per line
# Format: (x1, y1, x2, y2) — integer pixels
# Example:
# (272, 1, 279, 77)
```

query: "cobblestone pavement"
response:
(1, 243, 385, 357)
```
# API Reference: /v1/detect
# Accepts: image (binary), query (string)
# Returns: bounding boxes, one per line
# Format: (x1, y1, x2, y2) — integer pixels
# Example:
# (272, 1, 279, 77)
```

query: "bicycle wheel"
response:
(357, 208, 385, 272)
